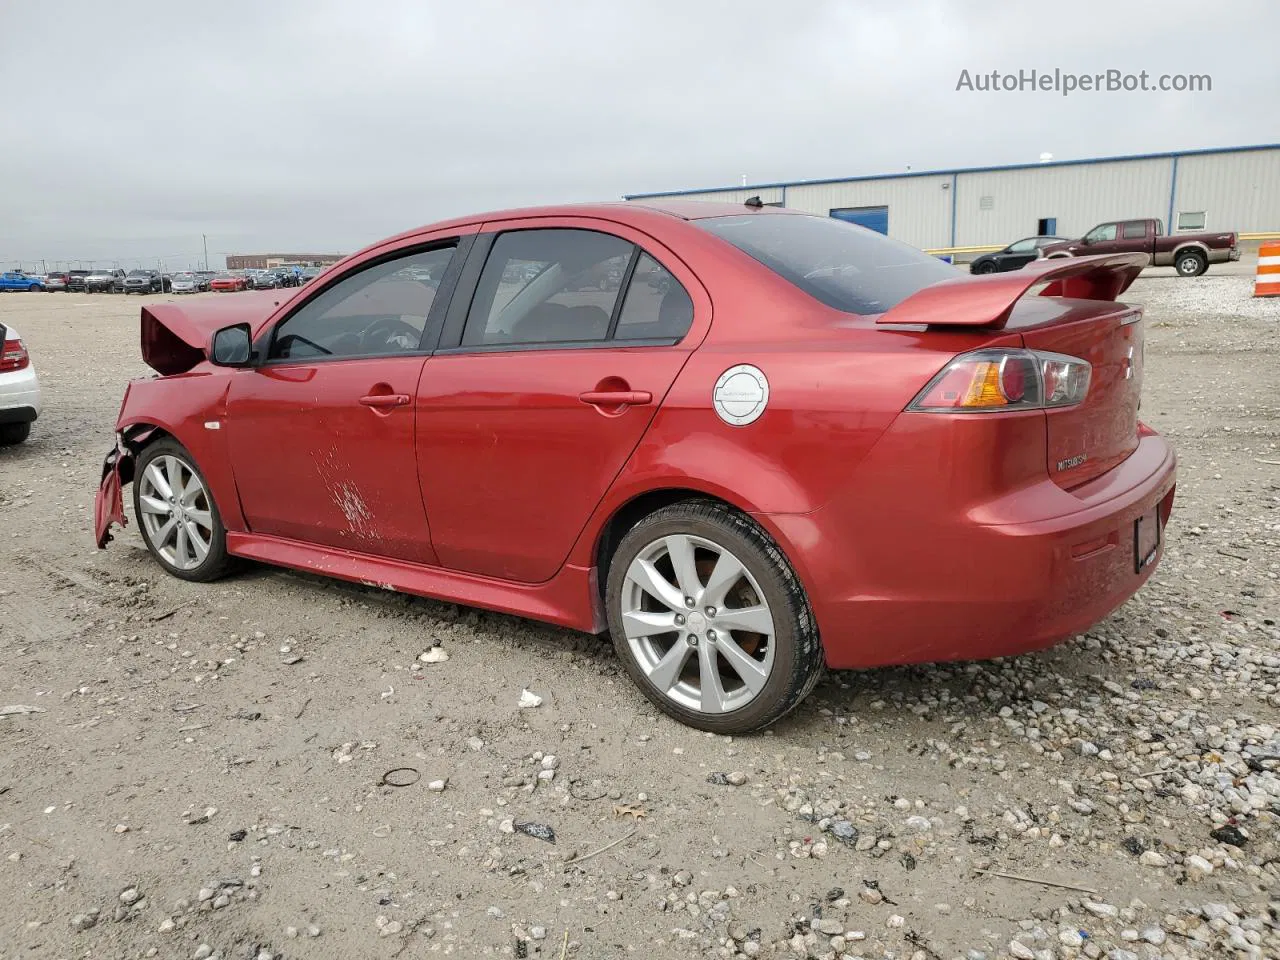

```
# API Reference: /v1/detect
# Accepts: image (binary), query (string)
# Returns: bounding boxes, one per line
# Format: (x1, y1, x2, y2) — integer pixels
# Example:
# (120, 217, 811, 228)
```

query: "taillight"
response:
(908, 349, 1091, 412)
(1, 338, 30, 372)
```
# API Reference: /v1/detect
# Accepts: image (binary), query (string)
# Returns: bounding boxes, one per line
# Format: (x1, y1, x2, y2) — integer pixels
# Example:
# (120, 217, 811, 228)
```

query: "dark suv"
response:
(123, 270, 163, 294)
(67, 269, 92, 292)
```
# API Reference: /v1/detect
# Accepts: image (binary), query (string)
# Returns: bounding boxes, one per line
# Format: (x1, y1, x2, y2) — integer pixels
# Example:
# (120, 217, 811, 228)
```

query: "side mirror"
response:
(210, 323, 254, 366)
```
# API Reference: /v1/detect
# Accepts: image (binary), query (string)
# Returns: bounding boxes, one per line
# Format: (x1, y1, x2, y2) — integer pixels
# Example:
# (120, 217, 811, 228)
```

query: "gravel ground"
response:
(1, 276, 1278, 960)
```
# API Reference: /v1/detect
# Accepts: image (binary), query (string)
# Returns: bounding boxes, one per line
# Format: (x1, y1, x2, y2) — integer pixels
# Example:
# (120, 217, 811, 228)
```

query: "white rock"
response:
(886, 914, 905, 928)
(518, 689, 543, 708)
(418, 648, 449, 664)
(1009, 940, 1036, 960)
(531, 926, 547, 940)
(1139, 850, 1168, 867)
(427, 779, 447, 792)
(1186, 854, 1214, 879)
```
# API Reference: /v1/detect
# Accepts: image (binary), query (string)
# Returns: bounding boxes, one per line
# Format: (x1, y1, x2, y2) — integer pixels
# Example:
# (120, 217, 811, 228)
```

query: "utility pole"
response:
(202, 234, 209, 272)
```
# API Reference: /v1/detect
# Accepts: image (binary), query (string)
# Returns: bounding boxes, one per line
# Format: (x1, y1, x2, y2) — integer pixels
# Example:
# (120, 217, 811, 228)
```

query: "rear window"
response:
(696, 214, 957, 315)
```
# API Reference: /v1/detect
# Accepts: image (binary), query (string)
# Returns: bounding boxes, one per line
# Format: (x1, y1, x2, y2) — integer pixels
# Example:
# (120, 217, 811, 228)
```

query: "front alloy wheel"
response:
(133, 439, 233, 582)
(606, 501, 823, 733)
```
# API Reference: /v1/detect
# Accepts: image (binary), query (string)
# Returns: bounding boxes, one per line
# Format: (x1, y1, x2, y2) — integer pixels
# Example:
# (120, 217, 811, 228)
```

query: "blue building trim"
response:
(1167, 155, 1179, 232)
(623, 142, 1280, 200)
(949, 173, 958, 248)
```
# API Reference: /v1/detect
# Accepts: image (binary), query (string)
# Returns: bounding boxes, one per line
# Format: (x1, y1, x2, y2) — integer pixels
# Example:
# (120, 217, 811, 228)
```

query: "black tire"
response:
(971, 260, 996, 275)
(132, 438, 235, 582)
(605, 499, 823, 734)
(1175, 250, 1207, 277)
(0, 422, 31, 444)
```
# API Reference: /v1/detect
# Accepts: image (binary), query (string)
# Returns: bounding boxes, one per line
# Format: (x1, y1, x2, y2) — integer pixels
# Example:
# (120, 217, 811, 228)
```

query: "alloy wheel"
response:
(620, 534, 776, 714)
(137, 454, 215, 571)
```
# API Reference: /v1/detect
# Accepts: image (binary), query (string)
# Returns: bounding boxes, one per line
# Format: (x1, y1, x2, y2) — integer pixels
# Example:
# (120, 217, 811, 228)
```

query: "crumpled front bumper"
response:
(94, 441, 132, 548)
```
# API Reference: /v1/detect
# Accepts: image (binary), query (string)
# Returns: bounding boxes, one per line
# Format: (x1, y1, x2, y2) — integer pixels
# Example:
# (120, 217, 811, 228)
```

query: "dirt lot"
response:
(2, 277, 1278, 960)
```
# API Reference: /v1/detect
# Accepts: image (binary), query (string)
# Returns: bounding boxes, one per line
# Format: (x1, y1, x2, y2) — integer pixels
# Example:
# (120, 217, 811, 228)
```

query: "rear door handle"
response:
(578, 390, 653, 406)
(359, 393, 411, 408)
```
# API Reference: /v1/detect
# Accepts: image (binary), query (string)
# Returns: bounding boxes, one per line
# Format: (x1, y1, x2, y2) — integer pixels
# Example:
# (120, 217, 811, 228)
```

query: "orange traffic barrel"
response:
(1257, 242, 1280, 297)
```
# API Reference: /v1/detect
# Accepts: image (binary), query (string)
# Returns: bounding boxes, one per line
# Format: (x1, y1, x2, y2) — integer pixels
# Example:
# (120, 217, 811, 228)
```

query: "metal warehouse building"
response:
(625, 143, 1280, 254)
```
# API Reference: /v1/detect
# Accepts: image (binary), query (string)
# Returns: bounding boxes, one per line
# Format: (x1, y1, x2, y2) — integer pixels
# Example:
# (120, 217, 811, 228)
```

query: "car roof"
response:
(373, 200, 805, 249)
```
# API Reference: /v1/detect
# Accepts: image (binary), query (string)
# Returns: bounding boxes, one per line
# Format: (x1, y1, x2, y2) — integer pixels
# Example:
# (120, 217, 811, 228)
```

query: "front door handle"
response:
(578, 390, 652, 406)
(359, 393, 411, 408)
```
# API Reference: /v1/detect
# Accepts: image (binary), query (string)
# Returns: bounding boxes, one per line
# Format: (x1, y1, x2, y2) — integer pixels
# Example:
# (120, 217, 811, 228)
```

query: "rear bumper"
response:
(0, 369, 41, 422)
(768, 430, 1176, 669)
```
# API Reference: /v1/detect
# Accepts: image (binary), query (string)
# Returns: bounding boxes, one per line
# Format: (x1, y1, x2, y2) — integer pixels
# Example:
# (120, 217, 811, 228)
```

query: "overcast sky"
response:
(2, 0, 1274, 269)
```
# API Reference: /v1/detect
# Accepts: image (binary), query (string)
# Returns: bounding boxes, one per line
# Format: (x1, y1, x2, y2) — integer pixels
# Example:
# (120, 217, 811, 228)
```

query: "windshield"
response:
(127, 271, 149, 277)
(697, 214, 957, 315)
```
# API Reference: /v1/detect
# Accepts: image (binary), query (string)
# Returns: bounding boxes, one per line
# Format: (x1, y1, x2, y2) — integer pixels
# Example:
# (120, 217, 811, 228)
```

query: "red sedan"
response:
(209, 273, 249, 292)
(94, 202, 1175, 732)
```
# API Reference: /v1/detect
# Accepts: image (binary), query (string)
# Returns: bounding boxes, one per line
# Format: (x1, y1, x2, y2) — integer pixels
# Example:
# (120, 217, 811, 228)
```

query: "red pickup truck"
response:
(1039, 218, 1239, 277)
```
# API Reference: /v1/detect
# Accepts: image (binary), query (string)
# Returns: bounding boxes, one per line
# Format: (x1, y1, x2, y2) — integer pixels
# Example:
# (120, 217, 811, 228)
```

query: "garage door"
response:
(830, 206, 889, 234)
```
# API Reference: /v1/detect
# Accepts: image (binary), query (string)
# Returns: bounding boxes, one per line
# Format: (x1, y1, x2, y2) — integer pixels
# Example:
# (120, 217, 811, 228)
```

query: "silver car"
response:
(170, 272, 200, 294)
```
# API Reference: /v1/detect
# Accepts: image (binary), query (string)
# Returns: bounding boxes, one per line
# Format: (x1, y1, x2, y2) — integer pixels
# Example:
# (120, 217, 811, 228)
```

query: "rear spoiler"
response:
(877, 252, 1147, 329)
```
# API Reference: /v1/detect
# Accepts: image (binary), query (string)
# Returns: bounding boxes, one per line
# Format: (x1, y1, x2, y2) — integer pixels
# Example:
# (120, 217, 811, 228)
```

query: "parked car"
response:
(194, 271, 216, 291)
(251, 272, 280, 290)
(44, 272, 69, 291)
(298, 267, 321, 285)
(94, 202, 1175, 733)
(1039, 218, 1239, 277)
(210, 273, 249, 292)
(969, 236, 1068, 274)
(0, 322, 40, 444)
(271, 267, 300, 288)
(0, 271, 45, 292)
(85, 268, 126, 292)
(66, 269, 91, 291)
(170, 272, 201, 294)
(123, 270, 164, 294)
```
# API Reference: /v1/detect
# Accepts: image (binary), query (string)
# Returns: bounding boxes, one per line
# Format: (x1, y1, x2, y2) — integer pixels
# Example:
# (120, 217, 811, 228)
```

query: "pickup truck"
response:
(0, 272, 45, 292)
(1039, 218, 1239, 277)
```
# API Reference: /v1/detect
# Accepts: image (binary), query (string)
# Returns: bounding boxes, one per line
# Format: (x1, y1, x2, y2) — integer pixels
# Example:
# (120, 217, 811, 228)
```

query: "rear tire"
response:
(605, 500, 823, 733)
(133, 439, 234, 583)
(1175, 250, 1207, 277)
(0, 422, 31, 444)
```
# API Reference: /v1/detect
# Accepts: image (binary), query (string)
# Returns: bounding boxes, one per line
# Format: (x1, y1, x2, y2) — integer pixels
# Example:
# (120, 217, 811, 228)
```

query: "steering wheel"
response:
(359, 316, 422, 352)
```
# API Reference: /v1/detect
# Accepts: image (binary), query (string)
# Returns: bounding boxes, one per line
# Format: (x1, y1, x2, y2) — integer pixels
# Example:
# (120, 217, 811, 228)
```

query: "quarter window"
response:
(1121, 222, 1147, 239)
(463, 229, 633, 346)
(269, 246, 454, 361)
(614, 253, 693, 341)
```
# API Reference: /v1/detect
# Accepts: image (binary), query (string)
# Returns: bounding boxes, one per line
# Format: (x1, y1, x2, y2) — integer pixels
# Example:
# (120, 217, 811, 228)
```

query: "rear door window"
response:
(696, 214, 956, 315)
(614, 253, 693, 341)
(1121, 221, 1147, 239)
(462, 229, 634, 346)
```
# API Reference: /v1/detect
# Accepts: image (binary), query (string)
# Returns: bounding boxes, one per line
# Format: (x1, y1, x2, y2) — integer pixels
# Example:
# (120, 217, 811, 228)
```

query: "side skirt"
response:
(225, 532, 604, 633)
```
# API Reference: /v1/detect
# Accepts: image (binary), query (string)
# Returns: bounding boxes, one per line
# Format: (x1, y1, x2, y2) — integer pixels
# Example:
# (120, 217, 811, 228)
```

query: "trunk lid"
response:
(1003, 297, 1143, 488)
(877, 253, 1148, 490)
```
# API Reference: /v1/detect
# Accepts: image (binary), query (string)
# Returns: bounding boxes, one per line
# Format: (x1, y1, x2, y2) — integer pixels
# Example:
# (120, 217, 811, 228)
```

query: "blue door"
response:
(830, 206, 889, 234)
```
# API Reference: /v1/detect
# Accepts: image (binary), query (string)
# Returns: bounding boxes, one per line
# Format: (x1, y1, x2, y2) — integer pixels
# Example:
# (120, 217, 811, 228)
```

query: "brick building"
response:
(224, 253, 344, 269)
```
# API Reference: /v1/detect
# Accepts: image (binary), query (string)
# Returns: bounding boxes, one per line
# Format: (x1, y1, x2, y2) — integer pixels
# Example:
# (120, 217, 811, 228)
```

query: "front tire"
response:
(133, 439, 233, 582)
(605, 500, 823, 733)
(1175, 250, 1207, 277)
(971, 260, 996, 275)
